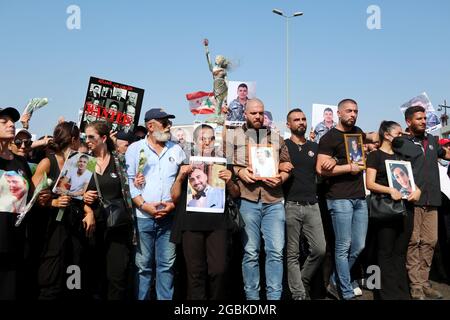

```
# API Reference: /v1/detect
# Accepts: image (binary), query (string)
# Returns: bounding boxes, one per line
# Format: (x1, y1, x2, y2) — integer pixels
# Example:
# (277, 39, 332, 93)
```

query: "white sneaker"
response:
(353, 287, 363, 296)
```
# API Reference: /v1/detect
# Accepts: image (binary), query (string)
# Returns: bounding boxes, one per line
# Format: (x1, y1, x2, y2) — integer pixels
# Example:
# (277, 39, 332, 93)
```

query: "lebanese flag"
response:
(186, 91, 216, 115)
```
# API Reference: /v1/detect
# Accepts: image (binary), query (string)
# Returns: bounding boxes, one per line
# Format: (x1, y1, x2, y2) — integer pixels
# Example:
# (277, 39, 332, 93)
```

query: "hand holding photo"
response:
(249, 145, 277, 179)
(385, 160, 416, 199)
(344, 134, 366, 169)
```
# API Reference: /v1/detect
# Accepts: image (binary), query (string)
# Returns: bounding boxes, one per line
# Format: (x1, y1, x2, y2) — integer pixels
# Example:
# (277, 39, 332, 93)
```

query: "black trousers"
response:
(375, 209, 413, 300)
(182, 229, 228, 300)
(88, 223, 132, 300)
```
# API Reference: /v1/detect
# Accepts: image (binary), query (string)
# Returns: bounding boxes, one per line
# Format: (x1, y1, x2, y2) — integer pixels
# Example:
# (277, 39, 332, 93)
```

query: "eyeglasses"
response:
(14, 139, 32, 148)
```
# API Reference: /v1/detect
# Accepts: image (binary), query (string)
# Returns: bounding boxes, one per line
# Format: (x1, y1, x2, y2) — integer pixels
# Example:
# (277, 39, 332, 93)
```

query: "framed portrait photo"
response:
(385, 160, 416, 199)
(248, 144, 278, 179)
(344, 134, 366, 169)
(186, 156, 227, 213)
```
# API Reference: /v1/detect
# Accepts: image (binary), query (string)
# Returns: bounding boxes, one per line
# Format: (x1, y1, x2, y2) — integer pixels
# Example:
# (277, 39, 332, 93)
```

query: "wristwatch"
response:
(138, 201, 146, 210)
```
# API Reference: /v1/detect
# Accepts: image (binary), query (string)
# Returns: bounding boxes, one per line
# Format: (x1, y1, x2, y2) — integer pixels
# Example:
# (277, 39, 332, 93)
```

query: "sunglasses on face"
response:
(14, 139, 32, 148)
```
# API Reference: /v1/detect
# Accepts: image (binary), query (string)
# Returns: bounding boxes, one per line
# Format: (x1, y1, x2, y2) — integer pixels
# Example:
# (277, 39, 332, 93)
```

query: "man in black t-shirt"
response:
(283, 109, 326, 300)
(393, 106, 450, 300)
(316, 99, 368, 300)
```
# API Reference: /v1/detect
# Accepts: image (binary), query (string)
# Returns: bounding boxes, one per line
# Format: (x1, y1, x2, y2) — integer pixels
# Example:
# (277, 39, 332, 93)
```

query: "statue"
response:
(203, 38, 229, 125)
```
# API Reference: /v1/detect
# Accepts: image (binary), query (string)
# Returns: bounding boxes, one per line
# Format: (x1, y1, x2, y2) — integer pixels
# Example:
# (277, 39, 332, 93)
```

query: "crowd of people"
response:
(0, 98, 450, 301)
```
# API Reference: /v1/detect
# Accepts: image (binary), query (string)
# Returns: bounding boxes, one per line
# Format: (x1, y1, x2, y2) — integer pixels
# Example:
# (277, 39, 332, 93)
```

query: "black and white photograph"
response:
(88, 84, 102, 99)
(101, 86, 112, 98)
(385, 160, 416, 199)
(186, 156, 226, 213)
(112, 87, 127, 102)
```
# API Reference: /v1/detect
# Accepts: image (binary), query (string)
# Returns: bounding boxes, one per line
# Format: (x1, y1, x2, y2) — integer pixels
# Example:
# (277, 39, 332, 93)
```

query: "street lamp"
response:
(272, 9, 304, 114)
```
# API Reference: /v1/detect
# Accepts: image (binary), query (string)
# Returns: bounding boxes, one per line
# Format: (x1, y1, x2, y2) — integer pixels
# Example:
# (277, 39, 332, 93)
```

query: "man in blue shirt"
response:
(125, 108, 186, 300)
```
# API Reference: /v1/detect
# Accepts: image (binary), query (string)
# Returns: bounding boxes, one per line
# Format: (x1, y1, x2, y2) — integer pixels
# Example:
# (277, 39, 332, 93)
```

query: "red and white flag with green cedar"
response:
(186, 91, 216, 115)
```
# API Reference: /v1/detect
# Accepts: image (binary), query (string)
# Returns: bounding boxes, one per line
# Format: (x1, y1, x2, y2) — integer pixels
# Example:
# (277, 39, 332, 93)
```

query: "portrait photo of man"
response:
(250, 146, 277, 178)
(186, 162, 226, 213)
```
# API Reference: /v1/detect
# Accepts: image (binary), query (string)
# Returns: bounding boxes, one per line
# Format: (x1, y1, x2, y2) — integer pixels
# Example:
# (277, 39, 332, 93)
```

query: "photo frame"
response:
(186, 156, 227, 213)
(248, 144, 278, 179)
(385, 160, 416, 199)
(52, 151, 97, 200)
(344, 134, 366, 169)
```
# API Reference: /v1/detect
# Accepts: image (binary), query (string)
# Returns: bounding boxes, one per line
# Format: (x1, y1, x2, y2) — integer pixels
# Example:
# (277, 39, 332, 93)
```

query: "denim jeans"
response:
(327, 199, 368, 300)
(240, 199, 285, 300)
(285, 202, 326, 299)
(135, 215, 176, 300)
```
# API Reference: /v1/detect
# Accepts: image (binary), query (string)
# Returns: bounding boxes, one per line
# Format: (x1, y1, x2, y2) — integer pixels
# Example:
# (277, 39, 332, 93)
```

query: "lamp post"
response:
(272, 9, 303, 114)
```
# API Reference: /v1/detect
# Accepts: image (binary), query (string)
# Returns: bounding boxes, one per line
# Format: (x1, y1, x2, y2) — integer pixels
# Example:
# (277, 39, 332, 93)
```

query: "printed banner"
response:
(80, 76, 145, 133)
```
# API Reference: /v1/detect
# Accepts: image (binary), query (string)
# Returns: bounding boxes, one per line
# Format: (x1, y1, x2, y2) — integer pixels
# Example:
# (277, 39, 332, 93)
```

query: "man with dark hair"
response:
(316, 98, 368, 300)
(67, 154, 91, 198)
(313, 107, 337, 143)
(393, 105, 450, 299)
(90, 85, 101, 98)
(226, 83, 248, 122)
(284, 108, 326, 300)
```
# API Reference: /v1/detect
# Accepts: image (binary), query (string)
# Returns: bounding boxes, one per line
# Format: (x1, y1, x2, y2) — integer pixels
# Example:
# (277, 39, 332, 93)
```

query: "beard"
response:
(291, 126, 306, 137)
(341, 118, 356, 128)
(153, 130, 171, 142)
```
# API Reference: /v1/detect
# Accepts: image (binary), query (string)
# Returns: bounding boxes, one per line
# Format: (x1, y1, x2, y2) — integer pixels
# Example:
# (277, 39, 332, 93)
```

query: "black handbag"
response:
(94, 172, 131, 228)
(226, 196, 245, 233)
(369, 194, 406, 221)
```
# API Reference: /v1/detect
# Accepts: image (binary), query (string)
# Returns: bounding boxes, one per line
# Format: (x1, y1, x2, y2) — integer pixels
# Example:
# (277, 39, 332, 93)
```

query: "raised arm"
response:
(203, 38, 213, 73)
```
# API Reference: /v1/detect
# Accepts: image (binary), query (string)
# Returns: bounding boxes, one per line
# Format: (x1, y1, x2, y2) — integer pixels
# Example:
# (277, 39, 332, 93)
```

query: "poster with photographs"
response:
(225, 81, 256, 127)
(80, 76, 145, 133)
(52, 151, 97, 200)
(385, 160, 416, 199)
(399, 92, 441, 133)
(311, 104, 338, 143)
(186, 156, 227, 213)
(0, 170, 29, 214)
(344, 134, 366, 169)
(249, 144, 278, 179)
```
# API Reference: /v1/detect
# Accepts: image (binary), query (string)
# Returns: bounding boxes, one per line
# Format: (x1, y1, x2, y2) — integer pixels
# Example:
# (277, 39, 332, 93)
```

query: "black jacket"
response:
(393, 133, 445, 207)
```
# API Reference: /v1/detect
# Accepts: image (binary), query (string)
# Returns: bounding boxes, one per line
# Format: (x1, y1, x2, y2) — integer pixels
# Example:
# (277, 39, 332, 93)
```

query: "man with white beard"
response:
(125, 108, 186, 300)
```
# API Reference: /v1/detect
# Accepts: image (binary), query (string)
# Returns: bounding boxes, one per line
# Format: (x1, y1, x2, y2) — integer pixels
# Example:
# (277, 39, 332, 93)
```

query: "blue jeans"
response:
(327, 199, 368, 300)
(240, 199, 285, 300)
(135, 216, 176, 300)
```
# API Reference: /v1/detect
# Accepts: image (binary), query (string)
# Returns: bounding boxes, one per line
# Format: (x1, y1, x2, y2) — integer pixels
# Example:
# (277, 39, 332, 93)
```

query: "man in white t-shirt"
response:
(68, 155, 91, 198)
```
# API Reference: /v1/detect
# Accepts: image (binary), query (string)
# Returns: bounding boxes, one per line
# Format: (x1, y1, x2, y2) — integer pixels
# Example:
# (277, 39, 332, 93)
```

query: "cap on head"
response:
(0, 107, 20, 122)
(15, 128, 32, 139)
(438, 138, 450, 147)
(144, 108, 175, 122)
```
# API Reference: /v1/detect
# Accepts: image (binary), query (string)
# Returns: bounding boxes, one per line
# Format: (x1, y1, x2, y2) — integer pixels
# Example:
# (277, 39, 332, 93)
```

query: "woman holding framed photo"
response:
(365, 121, 420, 300)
